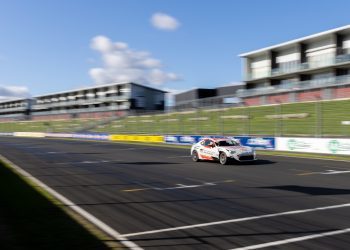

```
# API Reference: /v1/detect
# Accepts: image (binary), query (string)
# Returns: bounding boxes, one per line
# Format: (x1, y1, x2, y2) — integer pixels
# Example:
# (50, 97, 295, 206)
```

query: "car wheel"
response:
(219, 152, 229, 165)
(192, 151, 200, 162)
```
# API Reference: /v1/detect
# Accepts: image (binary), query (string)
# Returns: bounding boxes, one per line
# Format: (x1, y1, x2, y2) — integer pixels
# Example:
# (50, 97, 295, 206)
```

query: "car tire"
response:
(219, 152, 229, 165)
(192, 151, 200, 162)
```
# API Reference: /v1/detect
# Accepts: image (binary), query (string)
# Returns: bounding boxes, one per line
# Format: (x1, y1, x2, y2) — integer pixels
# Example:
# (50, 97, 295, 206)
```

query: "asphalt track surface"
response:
(1, 136, 350, 250)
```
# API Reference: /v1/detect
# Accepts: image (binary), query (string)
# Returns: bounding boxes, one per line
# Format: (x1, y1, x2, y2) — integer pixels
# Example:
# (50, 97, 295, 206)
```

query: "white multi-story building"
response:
(238, 25, 350, 105)
(0, 98, 31, 121)
(0, 82, 166, 121)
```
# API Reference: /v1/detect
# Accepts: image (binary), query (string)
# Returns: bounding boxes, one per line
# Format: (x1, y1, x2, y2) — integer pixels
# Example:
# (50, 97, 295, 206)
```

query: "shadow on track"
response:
(259, 185, 350, 195)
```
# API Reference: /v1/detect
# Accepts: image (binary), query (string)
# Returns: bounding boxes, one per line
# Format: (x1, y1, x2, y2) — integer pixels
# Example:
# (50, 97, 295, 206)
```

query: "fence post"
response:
(221, 107, 224, 136)
(246, 104, 250, 136)
(315, 98, 322, 138)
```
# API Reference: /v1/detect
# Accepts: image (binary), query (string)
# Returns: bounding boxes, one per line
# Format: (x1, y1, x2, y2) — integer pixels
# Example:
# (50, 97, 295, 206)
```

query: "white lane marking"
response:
(299, 169, 350, 176)
(47, 151, 67, 154)
(126, 182, 219, 192)
(159, 183, 216, 190)
(0, 155, 142, 250)
(322, 170, 350, 175)
(229, 228, 350, 250)
(80, 160, 110, 164)
(120, 203, 350, 238)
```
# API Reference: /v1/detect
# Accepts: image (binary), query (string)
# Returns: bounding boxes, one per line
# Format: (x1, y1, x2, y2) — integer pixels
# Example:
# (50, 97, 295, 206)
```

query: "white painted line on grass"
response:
(121, 203, 350, 238)
(229, 227, 350, 250)
(0, 154, 142, 250)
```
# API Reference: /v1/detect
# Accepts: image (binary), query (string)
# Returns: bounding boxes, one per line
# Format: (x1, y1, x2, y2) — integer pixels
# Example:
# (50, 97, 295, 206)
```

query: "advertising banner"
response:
(164, 135, 275, 149)
(164, 135, 203, 145)
(234, 136, 275, 150)
(45, 133, 74, 138)
(73, 133, 109, 141)
(14, 132, 45, 138)
(110, 134, 164, 143)
(276, 137, 350, 155)
(0, 132, 14, 136)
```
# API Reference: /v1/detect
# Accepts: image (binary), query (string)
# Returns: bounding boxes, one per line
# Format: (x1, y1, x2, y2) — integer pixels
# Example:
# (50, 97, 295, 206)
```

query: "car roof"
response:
(201, 137, 233, 142)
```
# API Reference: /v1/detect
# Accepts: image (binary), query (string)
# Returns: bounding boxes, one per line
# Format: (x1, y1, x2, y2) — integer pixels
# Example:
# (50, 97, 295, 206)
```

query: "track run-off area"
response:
(1, 136, 350, 249)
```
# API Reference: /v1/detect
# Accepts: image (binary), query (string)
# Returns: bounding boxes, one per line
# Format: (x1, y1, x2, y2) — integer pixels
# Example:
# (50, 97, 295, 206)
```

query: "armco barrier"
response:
(110, 134, 164, 143)
(276, 137, 350, 155)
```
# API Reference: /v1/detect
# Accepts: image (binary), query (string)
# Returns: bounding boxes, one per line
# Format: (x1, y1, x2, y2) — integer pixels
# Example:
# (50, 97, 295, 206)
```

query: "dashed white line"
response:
(120, 203, 350, 238)
(229, 228, 350, 250)
(322, 170, 350, 175)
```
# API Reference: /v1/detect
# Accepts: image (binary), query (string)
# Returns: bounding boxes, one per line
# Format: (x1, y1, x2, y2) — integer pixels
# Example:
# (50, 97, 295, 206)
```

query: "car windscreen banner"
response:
(233, 136, 275, 150)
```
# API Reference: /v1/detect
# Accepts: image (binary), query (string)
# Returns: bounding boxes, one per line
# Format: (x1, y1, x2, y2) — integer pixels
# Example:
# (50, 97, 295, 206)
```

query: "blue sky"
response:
(1, 0, 350, 98)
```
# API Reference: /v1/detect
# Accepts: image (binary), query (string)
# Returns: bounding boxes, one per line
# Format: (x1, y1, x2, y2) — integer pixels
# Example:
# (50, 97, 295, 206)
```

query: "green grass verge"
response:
(1, 99, 350, 137)
(0, 159, 117, 250)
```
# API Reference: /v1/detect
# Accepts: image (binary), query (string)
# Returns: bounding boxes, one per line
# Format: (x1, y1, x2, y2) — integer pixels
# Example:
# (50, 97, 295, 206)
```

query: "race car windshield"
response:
(217, 140, 239, 146)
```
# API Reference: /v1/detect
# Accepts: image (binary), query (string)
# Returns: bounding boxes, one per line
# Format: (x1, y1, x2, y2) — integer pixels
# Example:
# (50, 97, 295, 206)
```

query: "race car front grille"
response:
(239, 155, 255, 161)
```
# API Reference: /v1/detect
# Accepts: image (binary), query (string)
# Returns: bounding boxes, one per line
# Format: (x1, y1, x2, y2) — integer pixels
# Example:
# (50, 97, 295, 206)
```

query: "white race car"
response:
(191, 137, 256, 165)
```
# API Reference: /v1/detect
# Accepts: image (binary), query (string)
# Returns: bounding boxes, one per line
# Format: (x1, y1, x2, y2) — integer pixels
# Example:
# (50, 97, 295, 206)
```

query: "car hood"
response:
(219, 146, 253, 153)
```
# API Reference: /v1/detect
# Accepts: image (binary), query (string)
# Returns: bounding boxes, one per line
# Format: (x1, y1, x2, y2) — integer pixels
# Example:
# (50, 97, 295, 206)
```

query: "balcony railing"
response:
(237, 74, 350, 97)
(0, 107, 27, 114)
(31, 105, 129, 116)
(32, 95, 128, 110)
(246, 53, 350, 81)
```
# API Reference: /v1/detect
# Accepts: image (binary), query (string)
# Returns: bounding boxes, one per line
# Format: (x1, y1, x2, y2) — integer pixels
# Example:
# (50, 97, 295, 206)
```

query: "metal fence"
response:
(94, 98, 350, 138)
(0, 98, 349, 137)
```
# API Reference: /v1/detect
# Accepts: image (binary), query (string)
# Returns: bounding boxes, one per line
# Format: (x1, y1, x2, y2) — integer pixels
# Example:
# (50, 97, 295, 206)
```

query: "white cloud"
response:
(0, 85, 30, 101)
(89, 35, 181, 86)
(151, 12, 180, 31)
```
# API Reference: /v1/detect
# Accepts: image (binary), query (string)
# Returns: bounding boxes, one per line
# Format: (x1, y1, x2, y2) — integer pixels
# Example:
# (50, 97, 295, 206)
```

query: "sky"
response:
(1, 0, 350, 100)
